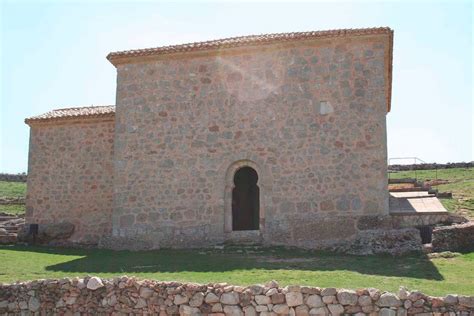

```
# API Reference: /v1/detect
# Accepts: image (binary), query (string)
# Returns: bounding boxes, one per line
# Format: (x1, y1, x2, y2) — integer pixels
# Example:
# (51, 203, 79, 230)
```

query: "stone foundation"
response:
(331, 228, 422, 256)
(0, 277, 472, 315)
(96, 214, 461, 254)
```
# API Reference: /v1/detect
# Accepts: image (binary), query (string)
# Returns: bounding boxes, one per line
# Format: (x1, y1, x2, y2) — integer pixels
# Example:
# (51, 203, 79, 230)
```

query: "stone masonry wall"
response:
(1, 277, 473, 315)
(25, 119, 114, 244)
(112, 34, 390, 249)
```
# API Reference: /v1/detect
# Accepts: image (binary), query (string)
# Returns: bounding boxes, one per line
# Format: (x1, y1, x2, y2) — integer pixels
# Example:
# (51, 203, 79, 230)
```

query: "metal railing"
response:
(388, 157, 438, 182)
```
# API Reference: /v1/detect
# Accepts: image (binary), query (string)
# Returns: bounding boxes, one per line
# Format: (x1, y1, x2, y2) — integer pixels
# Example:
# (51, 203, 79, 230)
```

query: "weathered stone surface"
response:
(309, 306, 329, 316)
(190, 292, 205, 307)
(174, 294, 189, 305)
(139, 286, 154, 298)
(322, 295, 335, 304)
(86, 276, 104, 290)
(295, 305, 309, 316)
(327, 304, 344, 316)
(337, 289, 358, 305)
(18, 222, 75, 245)
(368, 288, 381, 300)
(135, 298, 147, 308)
(205, 292, 220, 304)
(321, 288, 337, 296)
(248, 285, 265, 295)
(377, 293, 402, 307)
(255, 295, 271, 305)
(286, 292, 303, 307)
(220, 292, 239, 305)
(273, 304, 290, 314)
(333, 228, 423, 255)
(271, 293, 286, 304)
(396, 307, 406, 316)
(458, 295, 474, 308)
(224, 305, 243, 316)
(380, 307, 396, 316)
(243, 305, 257, 316)
(398, 287, 409, 300)
(180, 305, 201, 316)
(266, 288, 278, 296)
(306, 294, 324, 308)
(212, 303, 223, 312)
(443, 294, 458, 305)
(358, 295, 372, 306)
(256, 305, 268, 312)
(28, 296, 40, 312)
(357, 215, 393, 231)
(25, 119, 114, 245)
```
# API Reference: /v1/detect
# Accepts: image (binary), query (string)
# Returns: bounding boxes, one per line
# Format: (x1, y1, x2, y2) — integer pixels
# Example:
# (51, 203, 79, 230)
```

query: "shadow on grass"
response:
(0, 244, 444, 280)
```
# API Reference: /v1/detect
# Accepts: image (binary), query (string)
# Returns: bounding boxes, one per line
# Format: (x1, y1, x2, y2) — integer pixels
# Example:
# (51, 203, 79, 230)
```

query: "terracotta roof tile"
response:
(107, 27, 393, 64)
(25, 106, 115, 125)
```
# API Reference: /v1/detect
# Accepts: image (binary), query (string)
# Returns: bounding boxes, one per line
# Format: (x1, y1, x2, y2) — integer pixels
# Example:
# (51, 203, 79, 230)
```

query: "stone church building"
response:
(25, 27, 395, 250)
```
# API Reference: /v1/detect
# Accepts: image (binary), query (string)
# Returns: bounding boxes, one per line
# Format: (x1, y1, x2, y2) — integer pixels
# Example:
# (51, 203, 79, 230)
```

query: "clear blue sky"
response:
(1, 0, 472, 173)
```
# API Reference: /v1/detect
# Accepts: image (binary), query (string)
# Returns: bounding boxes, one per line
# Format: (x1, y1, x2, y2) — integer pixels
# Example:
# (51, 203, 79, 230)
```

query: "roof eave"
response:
(25, 113, 115, 126)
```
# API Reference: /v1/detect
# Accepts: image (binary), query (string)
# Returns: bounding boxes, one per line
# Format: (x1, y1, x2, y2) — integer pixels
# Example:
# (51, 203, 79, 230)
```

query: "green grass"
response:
(0, 181, 26, 215)
(0, 204, 25, 215)
(0, 245, 473, 296)
(0, 181, 26, 198)
(389, 167, 474, 219)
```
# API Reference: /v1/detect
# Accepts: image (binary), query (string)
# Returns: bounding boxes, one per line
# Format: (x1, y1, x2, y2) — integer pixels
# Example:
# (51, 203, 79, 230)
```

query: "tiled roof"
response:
(107, 27, 393, 64)
(25, 106, 115, 124)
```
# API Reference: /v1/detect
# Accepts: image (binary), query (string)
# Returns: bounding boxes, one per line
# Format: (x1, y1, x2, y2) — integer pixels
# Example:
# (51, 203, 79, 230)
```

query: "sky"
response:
(1, 0, 473, 173)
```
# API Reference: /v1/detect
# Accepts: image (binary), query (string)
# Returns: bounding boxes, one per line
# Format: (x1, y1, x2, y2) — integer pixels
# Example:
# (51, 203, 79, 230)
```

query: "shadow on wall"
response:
(1, 245, 444, 281)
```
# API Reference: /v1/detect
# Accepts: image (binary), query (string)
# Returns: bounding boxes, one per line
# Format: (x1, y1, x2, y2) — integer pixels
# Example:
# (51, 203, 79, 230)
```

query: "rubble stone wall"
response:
(112, 33, 391, 249)
(25, 119, 115, 244)
(389, 162, 474, 171)
(1, 277, 472, 315)
(432, 222, 474, 252)
(0, 173, 27, 182)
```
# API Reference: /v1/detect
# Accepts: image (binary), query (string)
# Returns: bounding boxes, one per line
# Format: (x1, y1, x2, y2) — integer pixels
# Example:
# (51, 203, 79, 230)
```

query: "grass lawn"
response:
(0, 181, 26, 215)
(0, 245, 473, 296)
(0, 204, 25, 215)
(0, 181, 26, 197)
(390, 167, 474, 219)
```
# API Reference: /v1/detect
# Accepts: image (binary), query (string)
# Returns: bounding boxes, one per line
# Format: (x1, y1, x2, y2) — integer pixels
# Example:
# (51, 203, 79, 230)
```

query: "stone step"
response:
(389, 187, 430, 193)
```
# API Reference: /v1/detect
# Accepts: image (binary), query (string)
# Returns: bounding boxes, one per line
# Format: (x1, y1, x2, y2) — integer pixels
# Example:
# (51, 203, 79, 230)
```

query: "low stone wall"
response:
(389, 162, 473, 171)
(1, 277, 472, 315)
(432, 222, 474, 252)
(0, 197, 25, 205)
(0, 173, 27, 182)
